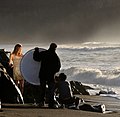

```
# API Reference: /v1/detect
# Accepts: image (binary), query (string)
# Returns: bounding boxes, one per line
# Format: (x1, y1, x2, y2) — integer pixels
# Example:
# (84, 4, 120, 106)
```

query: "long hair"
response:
(12, 43, 22, 55)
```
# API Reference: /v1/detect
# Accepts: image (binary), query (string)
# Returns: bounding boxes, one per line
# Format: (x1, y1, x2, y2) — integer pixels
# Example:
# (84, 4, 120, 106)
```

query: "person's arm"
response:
(33, 47, 41, 62)
(56, 56, 61, 72)
(9, 53, 13, 67)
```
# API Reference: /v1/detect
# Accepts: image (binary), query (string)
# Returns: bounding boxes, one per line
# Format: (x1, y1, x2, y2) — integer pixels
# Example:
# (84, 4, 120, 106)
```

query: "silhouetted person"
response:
(33, 43, 61, 108)
(55, 73, 79, 109)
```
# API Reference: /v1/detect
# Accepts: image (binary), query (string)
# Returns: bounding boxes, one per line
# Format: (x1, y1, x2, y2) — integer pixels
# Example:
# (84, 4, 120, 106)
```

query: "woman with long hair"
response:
(9, 43, 24, 95)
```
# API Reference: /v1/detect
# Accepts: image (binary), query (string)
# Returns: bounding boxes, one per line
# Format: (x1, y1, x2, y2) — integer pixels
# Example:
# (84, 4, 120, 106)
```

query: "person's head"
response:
(49, 43, 57, 51)
(59, 73, 67, 81)
(54, 75, 60, 83)
(12, 43, 22, 55)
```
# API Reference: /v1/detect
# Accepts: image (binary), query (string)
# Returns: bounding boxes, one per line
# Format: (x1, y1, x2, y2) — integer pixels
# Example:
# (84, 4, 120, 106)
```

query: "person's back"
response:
(33, 43, 61, 81)
(56, 73, 80, 108)
(58, 80, 73, 100)
(40, 49, 60, 76)
(33, 43, 61, 108)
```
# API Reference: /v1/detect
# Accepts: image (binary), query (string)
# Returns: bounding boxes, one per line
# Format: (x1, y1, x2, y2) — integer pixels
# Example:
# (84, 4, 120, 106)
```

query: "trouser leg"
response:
(39, 81, 46, 104)
(47, 81, 55, 107)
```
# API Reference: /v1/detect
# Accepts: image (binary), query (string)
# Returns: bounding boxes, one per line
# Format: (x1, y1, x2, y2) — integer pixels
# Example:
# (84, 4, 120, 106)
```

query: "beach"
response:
(1, 43, 120, 117)
(1, 43, 120, 116)
(0, 0, 120, 116)
(0, 95, 120, 117)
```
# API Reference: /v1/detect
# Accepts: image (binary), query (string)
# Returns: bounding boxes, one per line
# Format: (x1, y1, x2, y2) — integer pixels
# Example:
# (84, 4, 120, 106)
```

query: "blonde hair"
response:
(12, 43, 22, 55)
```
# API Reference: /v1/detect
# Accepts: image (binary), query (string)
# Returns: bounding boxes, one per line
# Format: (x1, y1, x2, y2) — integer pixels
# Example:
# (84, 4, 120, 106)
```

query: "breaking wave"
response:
(60, 67, 120, 87)
(58, 42, 120, 51)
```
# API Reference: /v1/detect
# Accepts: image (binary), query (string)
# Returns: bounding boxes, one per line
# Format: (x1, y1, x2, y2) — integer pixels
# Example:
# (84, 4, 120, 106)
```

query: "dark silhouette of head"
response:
(59, 73, 67, 81)
(49, 43, 57, 51)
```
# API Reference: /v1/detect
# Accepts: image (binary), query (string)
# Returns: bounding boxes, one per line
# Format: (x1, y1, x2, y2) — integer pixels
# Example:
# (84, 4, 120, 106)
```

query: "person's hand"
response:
(9, 63, 13, 68)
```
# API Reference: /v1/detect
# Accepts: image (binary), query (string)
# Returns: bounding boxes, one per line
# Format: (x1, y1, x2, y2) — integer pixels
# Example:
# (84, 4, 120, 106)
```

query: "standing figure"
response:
(9, 43, 24, 95)
(33, 43, 61, 108)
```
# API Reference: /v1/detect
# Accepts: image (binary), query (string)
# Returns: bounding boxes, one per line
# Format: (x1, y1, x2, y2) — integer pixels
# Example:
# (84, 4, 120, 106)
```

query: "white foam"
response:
(60, 67, 120, 87)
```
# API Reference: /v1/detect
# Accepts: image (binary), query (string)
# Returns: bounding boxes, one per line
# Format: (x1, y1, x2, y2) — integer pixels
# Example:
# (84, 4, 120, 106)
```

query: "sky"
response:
(0, 0, 120, 44)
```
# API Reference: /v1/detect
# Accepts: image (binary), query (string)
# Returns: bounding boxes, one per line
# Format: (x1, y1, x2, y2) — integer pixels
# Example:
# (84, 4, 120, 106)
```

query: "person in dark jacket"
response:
(55, 73, 80, 109)
(33, 43, 61, 108)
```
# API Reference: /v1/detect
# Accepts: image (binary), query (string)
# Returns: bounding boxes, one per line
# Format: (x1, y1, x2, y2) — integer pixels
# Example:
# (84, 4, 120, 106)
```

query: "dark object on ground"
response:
(23, 81, 41, 103)
(0, 64, 18, 103)
(79, 104, 106, 113)
(0, 49, 13, 77)
(0, 49, 20, 103)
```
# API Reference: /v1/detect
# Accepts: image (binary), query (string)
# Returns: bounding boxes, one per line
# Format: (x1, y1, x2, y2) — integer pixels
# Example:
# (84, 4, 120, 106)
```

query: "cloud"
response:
(0, 0, 120, 44)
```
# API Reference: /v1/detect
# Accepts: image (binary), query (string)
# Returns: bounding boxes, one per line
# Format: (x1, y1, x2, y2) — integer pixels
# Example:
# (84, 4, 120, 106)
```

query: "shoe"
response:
(93, 104, 106, 113)
(80, 98, 85, 103)
(59, 104, 65, 109)
(48, 104, 59, 109)
(37, 102, 44, 108)
(68, 104, 76, 109)
(99, 104, 106, 113)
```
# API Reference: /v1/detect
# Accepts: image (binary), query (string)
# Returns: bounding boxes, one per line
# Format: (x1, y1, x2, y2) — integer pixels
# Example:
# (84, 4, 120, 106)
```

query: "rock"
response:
(70, 81, 91, 95)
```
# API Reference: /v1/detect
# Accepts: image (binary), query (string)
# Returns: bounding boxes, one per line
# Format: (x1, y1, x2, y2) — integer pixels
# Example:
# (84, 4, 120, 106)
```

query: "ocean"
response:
(1, 42, 120, 99)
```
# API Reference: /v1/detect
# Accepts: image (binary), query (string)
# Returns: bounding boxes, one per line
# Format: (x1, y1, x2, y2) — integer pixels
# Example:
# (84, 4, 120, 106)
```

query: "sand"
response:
(0, 95, 120, 117)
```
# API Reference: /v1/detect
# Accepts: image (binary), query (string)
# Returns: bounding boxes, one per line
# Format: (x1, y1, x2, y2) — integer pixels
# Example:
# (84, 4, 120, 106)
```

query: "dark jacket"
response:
(33, 48, 61, 80)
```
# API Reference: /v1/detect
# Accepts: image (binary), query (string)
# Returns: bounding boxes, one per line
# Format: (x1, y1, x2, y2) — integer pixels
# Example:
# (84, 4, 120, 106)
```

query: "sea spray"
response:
(61, 67, 120, 87)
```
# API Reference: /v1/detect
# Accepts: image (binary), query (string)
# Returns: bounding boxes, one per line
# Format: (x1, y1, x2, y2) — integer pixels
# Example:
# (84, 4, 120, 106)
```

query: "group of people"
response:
(8, 42, 106, 112)
(9, 42, 79, 109)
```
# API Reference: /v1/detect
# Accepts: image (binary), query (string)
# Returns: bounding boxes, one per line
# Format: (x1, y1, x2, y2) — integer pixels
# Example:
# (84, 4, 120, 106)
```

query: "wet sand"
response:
(0, 95, 120, 117)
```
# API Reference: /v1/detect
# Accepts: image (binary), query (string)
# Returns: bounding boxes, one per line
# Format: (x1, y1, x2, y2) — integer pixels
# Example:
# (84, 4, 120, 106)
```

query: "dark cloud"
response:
(0, 0, 120, 44)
